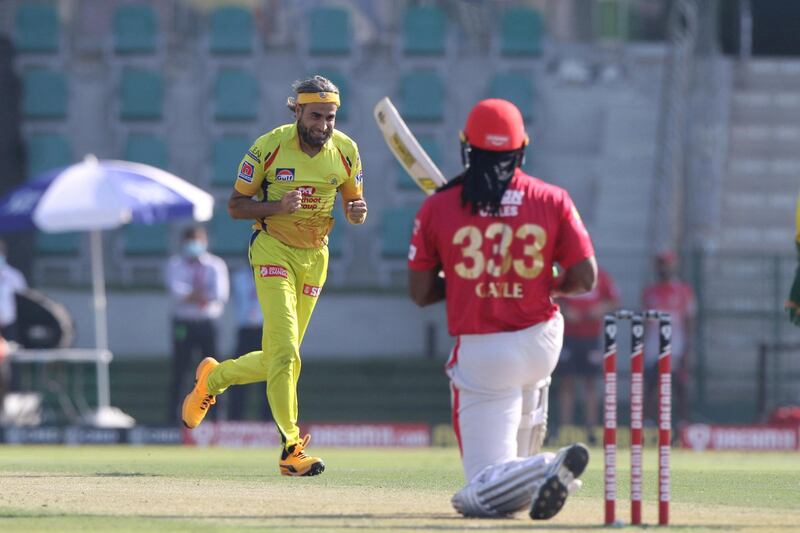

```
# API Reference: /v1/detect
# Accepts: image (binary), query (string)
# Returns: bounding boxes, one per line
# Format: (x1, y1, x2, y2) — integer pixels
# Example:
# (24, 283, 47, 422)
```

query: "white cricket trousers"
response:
(447, 313, 563, 483)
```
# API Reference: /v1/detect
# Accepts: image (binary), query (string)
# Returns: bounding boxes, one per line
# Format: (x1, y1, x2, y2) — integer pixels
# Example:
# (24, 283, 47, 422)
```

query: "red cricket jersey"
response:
(408, 169, 595, 335)
(560, 269, 619, 338)
(642, 280, 696, 361)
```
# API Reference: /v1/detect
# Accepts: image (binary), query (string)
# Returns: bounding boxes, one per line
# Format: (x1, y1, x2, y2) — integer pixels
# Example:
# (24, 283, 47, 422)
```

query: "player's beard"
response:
(297, 120, 332, 149)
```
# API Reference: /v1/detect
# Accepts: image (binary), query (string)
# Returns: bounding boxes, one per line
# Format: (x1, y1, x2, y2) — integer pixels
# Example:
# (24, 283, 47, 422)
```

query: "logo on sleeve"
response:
(259, 265, 288, 278)
(355, 168, 363, 185)
(275, 168, 295, 182)
(238, 161, 254, 183)
(303, 284, 322, 297)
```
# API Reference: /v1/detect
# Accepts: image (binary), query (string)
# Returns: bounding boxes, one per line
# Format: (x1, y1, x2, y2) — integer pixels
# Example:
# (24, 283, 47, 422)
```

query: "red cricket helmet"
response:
(461, 98, 529, 152)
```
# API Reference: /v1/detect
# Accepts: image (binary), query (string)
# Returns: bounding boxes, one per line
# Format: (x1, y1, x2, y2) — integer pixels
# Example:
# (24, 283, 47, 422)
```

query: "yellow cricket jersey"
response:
(234, 123, 364, 248)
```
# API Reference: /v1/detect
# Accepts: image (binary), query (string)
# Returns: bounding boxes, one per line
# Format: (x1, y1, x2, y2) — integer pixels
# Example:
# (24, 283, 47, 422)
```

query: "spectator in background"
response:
(165, 226, 229, 425)
(0, 240, 28, 343)
(641, 250, 696, 425)
(555, 267, 619, 443)
(226, 264, 265, 421)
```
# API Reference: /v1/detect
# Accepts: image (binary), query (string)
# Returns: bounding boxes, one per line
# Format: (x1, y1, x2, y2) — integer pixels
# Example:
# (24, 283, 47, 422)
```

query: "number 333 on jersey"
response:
(408, 169, 595, 336)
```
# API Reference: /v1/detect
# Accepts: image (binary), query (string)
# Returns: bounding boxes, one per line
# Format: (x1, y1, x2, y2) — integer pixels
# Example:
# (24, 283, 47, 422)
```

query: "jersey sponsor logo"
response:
(259, 264, 288, 278)
(355, 167, 363, 185)
(238, 161, 254, 183)
(275, 168, 294, 182)
(296, 186, 321, 209)
(408, 243, 417, 261)
(303, 284, 322, 297)
(246, 149, 261, 163)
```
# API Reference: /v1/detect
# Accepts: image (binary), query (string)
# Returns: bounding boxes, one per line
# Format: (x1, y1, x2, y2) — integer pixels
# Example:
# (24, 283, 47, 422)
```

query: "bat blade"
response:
(373, 97, 447, 196)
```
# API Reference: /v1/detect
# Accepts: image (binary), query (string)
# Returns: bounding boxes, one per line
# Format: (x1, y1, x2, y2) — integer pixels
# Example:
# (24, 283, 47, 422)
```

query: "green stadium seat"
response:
(594, 0, 629, 41)
(209, 6, 253, 54)
(124, 134, 168, 169)
(488, 72, 534, 122)
(120, 69, 163, 120)
(397, 134, 440, 190)
(123, 223, 169, 256)
(309, 7, 350, 55)
(22, 68, 67, 119)
(209, 209, 252, 257)
(14, 3, 59, 53)
(212, 135, 250, 187)
(113, 4, 157, 54)
(314, 70, 348, 122)
(400, 70, 444, 122)
(500, 7, 543, 56)
(214, 69, 258, 121)
(403, 5, 446, 56)
(380, 207, 417, 258)
(26, 133, 71, 179)
(36, 231, 80, 255)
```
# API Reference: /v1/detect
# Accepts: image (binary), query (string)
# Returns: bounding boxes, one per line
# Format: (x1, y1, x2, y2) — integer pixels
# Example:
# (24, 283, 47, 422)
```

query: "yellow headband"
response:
(296, 91, 341, 106)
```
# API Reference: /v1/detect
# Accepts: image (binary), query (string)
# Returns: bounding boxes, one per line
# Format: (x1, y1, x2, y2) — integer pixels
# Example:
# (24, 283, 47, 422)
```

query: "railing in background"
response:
(692, 249, 800, 421)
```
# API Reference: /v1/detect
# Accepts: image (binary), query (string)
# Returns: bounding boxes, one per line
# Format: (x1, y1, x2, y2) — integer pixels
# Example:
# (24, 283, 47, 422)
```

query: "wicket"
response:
(603, 310, 672, 526)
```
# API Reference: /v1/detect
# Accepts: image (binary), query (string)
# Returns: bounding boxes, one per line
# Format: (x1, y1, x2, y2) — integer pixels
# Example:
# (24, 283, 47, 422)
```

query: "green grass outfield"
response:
(1, 446, 798, 532)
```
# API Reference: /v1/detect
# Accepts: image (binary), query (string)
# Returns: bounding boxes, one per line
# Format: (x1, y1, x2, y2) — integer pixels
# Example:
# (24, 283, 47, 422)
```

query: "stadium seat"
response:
(400, 70, 444, 122)
(314, 70, 348, 122)
(26, 133, 71, 179)
(123, 223, 169, 256)
(403, 5, 446, 56)
(488, 72, 534, 122)
(380, 207, 417, 258)
(214, 69, 258, 121)
(500, 7, 543, 56)
(212, 135, 250, 187)
(120, 69, 163, 120)
(397, 134, 440, 190)
(36, 231, 80, 255)
(209, 6, 253, 54)
(22, 68, 67, 119)
(124, 134, 168, 169)
(112, 4, 157, 54)
(209, 209, 252, 257)
(309, 7, 350, 55)
(594, 0, 629, 41)
(14, 3, 59, 53)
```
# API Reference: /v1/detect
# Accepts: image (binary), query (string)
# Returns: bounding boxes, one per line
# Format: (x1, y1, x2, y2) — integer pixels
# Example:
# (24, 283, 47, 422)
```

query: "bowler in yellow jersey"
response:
(181, 75, 367, 476)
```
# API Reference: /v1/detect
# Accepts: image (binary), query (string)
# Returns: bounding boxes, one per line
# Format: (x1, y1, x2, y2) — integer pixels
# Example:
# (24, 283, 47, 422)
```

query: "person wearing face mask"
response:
(181, 75, 367, 477)
(0, 240, 27, 344)
(165, 226, 229, 425)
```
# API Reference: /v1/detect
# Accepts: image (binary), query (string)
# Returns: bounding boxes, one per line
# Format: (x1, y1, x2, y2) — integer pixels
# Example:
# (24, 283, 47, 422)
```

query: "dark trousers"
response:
(226, 325, 268, 421)
(168, 318, 217, 425)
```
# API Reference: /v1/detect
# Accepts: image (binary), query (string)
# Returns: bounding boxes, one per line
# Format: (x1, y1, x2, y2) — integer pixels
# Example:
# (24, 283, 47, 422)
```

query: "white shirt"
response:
(165, 252, 229, 321)
(0, 262, 28, 327)
(232, 267, 262, 328)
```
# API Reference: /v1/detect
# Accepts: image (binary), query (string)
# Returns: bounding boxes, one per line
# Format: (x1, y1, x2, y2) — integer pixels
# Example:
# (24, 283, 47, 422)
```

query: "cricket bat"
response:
(373, 97, 447, 196)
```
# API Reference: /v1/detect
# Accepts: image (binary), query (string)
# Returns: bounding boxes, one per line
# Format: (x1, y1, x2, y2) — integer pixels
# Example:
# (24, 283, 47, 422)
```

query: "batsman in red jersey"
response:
(408, 99, 597, 520)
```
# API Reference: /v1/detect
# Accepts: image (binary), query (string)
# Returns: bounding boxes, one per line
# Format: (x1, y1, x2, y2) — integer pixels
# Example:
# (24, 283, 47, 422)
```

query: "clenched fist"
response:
(280, 190, 303, 214)
(347, 200, 368, 224)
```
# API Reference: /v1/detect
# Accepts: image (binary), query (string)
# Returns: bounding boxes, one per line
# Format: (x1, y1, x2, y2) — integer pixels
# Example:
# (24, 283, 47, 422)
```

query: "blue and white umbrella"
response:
(0, 156, 214, 420)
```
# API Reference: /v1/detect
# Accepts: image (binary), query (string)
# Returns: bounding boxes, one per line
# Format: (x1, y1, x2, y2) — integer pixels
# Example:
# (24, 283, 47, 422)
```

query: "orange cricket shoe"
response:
(181, 357, 219, 429)
(279, 434, 325, 477)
